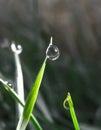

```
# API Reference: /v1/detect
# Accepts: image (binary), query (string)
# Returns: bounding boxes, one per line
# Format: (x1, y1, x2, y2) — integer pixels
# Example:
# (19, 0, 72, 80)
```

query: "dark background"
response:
(0, 0, 101, 130)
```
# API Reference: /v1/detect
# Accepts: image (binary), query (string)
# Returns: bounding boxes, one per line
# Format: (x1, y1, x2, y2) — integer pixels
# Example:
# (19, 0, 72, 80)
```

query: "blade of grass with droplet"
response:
(16, 58, 47, 130)
(0, 79, 42, 130)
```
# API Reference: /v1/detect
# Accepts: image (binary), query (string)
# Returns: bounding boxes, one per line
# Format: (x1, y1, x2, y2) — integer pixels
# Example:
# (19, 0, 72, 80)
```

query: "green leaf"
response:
(0, 79, 42, 130)
(16, 58, 47, 130)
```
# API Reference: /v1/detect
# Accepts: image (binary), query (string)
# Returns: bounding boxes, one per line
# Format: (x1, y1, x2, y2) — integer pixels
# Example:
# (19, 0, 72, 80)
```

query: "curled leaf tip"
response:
(63, 93, 69, 110)
(63, 92, 74, 110)
(11, 42, 22, 54)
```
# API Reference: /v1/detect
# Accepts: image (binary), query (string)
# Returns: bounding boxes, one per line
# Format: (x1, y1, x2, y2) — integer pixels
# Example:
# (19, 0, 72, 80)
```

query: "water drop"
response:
(46, 37, 60, 61)
(5, 81, 12, 88)
(11, 42, 22, 54)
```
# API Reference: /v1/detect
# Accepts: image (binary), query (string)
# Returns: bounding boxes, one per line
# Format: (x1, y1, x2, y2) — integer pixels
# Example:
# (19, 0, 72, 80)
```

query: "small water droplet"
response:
(5, 81, 12, 88)
(11, 42, 22, 54)
(46, 37, 60, 61)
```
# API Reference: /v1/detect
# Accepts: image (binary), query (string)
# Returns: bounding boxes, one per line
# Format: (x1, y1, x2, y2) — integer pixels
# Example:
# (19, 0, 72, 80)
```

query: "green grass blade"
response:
(63, 92, 80, 130)
(16, 58, 47, 130)
(0, 79, 42, 130)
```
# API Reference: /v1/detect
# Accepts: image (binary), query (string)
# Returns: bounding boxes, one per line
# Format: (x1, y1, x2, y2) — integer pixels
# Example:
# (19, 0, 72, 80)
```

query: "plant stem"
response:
(63, 92, 80, 130)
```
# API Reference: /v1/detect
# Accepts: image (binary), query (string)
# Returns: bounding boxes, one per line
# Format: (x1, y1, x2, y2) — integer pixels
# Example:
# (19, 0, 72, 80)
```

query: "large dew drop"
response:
(11, 42, 22, 54)
(46, 37, 60, 61)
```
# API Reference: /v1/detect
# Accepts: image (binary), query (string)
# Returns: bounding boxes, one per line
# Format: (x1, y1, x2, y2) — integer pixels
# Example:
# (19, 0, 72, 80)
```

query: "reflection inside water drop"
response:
(46, 44, 60, 61)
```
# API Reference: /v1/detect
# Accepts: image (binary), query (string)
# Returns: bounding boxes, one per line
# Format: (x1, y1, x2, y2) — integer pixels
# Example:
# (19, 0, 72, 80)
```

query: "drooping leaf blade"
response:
(0, 79, 42, 130)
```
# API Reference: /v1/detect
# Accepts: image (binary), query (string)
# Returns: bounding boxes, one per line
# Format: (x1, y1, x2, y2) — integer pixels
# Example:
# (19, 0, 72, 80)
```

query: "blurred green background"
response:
(0, 0, 101, 130)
